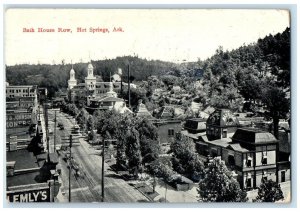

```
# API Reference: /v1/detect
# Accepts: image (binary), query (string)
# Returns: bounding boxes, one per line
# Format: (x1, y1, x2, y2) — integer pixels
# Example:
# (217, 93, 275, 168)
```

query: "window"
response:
(222, 130, 227, 138)
(262, 171, 268, 182)
(228, 155, 235, 166)
(168, 128, 174, 136)
(246, 178, 251, 188)
(281, 171, 286, 182)
(262, 153, 267, 165)
(247, 156, 252, 167)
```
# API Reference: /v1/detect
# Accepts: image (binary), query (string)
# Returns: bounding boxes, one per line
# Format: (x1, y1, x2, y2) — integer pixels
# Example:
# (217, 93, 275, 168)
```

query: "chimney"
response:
(7, 161, 16, 176)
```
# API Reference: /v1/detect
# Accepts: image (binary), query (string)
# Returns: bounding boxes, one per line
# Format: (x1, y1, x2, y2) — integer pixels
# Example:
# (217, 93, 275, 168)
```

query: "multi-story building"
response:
(201, 128, 290, 189)
(6, 84, 37, 99)
(6, 83, 38, 136)
(85, 81, 131, 114)
(68, 62, 128, 104)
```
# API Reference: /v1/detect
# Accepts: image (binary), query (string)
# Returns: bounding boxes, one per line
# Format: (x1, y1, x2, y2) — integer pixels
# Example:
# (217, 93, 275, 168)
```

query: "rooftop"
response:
(7, 149, 45, 170)
(181, 130, 206, 140)
(206, 137, 249, 152)
(7, 170, 41, 187)
(92, 96, 124, 102)
(232, 128, 278, 144)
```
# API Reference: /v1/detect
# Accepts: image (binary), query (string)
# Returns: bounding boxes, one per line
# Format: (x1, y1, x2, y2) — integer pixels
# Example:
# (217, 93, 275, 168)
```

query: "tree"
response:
(198, 157, 248, 202)
(125, 126, 142, 177)
(254, 179, 284, 202)
(87, 115, 95, 132)
(261, 86, 290, 139)
(170, 135, 204, 179)
(136, 118, 160, 164)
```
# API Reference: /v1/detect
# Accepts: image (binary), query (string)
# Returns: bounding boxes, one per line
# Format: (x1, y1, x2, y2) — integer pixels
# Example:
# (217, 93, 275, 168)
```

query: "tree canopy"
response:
(198, 157, 248, 202)
(254, 179, 284, 202)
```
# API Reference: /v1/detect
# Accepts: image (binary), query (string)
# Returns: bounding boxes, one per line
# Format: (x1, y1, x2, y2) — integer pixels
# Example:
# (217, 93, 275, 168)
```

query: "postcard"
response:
(4, 8, 291, 204)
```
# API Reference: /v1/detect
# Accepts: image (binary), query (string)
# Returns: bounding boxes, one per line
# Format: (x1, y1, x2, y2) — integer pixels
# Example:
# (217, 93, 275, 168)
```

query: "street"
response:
(47, 109, 149, 203)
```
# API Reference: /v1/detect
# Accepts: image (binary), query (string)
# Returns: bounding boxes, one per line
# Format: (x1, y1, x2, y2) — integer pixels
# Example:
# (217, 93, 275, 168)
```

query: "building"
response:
(68, 65, 77, 90)
(6, 84, 39, 144)
(6, 84, 37, 99)
(197, 128, 290, 189)
(206, 109, 240, 141)
(85, 81, 132, 114)
(151, 119, 182, 144)
(68, 62, 125, 104)
(181, 118, 209, 150)
(37, 87, 48, 104)
(184, 118, 207, 134)
(6, 141, 60, 202)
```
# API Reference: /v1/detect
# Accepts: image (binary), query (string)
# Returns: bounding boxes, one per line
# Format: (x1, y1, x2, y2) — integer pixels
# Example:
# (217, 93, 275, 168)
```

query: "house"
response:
(151, 119, 182, 144)
(197, 128, 290, 189)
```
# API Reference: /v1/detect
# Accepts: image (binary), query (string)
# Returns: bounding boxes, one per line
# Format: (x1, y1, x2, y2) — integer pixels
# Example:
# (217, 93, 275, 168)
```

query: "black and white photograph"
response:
(3, 7, 292, 204)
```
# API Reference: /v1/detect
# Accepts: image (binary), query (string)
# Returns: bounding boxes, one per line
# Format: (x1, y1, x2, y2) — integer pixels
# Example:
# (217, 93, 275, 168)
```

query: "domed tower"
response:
(85, 62, 96, 90)
(68, 64, 77, 90)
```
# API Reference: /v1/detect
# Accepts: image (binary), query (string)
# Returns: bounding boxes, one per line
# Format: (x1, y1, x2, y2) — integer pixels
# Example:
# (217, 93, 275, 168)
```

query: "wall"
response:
(154, 121, 182, 144)
(255, 150, 276, 167)
(278, 162, 291, 183)
(255, 168, 277, 187)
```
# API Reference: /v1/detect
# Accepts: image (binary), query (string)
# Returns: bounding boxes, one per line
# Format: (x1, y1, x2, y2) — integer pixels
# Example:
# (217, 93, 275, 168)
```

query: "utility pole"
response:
(69, 135, 72, 202)
(165, 182, 167, 202)
(44, 101, 50, 162)
(102, 139, 105, 202)
(54, 110, 57, 152)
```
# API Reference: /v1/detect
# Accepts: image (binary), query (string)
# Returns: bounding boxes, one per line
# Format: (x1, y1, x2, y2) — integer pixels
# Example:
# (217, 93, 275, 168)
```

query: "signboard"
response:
(6, 112, 32, 128)
(6, 187, 50, 202)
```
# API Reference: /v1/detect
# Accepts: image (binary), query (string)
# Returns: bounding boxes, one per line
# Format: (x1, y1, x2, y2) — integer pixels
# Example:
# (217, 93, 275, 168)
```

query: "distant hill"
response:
(6, 27, 290, 101)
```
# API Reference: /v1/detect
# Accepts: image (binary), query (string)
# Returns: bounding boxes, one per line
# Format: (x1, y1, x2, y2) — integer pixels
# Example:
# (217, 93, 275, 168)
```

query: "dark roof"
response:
(232, 128, 278, 144)
(7, 170, 41, 187)
(185, 119, 206, 132)
(205, 138, 249, 152)
(227, 143, 248, 152)
(156, 106, 174, 119)
(7, 149, 39, 170)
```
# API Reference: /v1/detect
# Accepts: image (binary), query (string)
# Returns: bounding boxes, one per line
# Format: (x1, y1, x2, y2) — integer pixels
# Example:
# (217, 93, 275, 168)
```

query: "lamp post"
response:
(101, 139, 105, 202)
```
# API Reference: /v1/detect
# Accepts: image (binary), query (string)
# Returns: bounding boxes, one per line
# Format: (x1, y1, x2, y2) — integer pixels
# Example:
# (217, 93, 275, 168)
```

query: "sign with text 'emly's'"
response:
(7, 187, 50, 202)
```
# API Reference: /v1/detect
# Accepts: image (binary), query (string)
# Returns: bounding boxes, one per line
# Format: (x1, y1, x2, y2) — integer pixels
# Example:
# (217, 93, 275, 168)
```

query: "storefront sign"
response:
(7, 187, 50, 202)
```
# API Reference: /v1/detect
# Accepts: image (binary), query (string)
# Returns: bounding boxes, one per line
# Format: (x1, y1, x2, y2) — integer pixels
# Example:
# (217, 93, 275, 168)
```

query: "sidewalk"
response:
(38, 106, 48, 152)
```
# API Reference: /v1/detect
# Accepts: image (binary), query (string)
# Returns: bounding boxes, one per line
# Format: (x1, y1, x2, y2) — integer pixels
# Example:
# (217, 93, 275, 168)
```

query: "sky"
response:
(5, 9, 290, 65)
